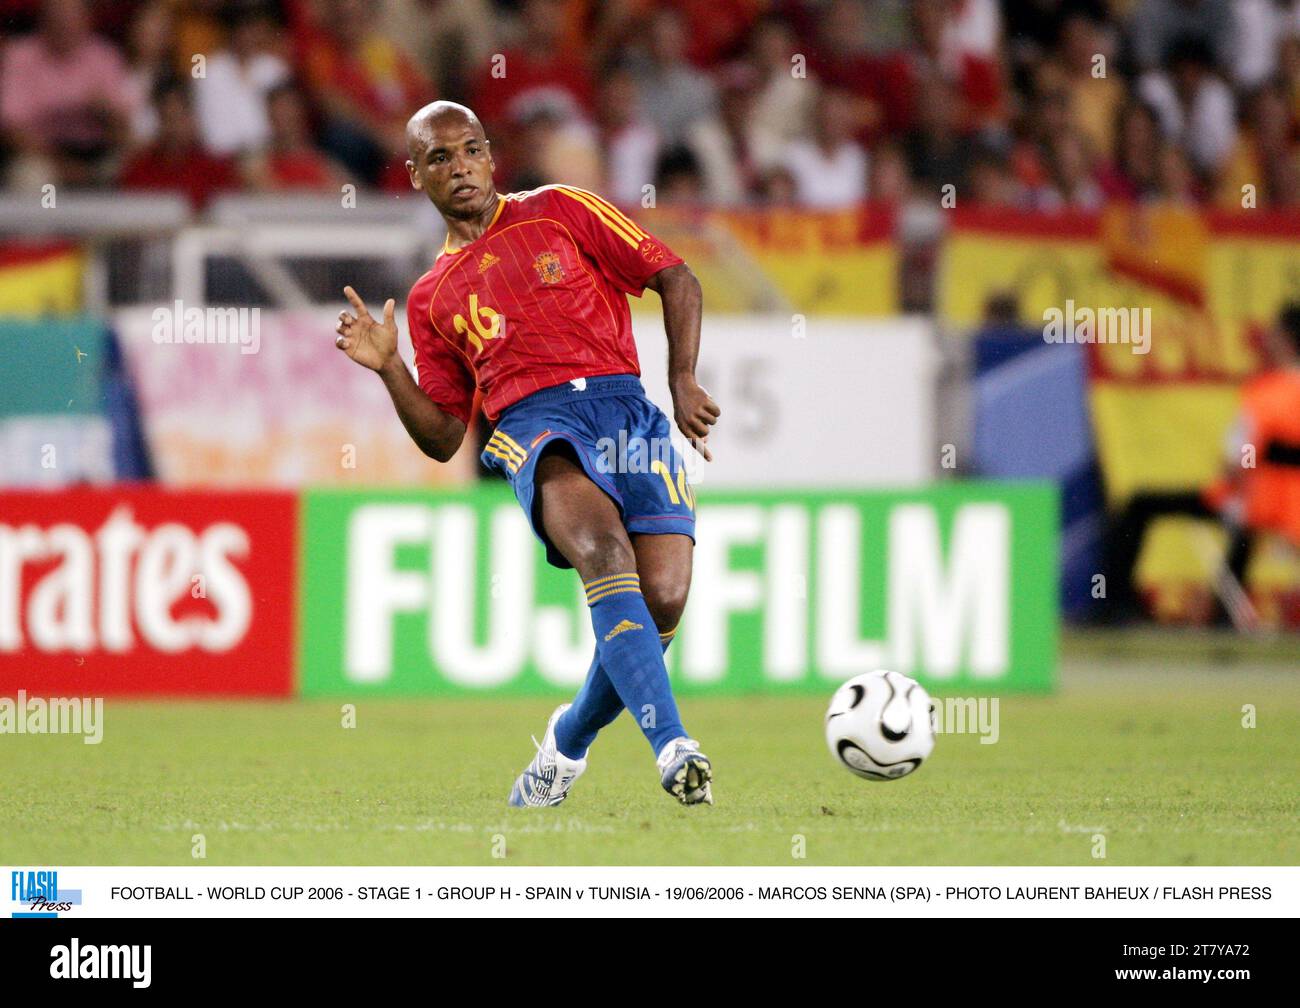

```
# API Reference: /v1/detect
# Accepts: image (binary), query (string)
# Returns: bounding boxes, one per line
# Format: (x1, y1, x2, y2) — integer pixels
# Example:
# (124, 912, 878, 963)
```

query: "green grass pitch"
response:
(3, 639, 1298, 866)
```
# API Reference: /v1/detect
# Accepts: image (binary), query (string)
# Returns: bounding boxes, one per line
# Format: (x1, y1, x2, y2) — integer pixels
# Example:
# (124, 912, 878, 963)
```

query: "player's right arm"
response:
(335, 285, 467, 462)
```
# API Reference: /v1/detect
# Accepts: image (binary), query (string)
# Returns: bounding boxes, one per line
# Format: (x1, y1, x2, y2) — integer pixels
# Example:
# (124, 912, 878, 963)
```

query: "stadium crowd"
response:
(2, 0, 1300, 211)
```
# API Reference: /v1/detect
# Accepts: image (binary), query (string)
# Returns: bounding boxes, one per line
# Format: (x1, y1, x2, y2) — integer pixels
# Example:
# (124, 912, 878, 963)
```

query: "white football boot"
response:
(507, 704, 588, 807)
(656, 736, 714, 805)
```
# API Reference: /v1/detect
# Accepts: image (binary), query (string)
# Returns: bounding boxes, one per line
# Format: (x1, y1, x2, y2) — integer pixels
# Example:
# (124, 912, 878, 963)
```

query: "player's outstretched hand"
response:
(671, 378, 721, 462)
(335, 286, 398, 372)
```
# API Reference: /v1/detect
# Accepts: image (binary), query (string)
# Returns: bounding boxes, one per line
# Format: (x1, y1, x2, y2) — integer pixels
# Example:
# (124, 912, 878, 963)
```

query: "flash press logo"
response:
(50, 939, 151, 988)
(10, 869, 80, 917)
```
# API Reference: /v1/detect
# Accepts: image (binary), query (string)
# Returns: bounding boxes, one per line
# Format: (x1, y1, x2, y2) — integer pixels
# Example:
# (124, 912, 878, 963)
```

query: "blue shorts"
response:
(481, 374, 697, 569)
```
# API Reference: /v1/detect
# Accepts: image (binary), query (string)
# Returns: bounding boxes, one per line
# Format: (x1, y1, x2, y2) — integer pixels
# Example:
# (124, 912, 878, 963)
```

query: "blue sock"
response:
(556, 624, 679, 759)
(553, 573, 683, 757)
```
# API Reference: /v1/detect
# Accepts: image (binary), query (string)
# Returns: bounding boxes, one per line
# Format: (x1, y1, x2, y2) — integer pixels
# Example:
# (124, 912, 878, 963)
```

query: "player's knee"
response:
(568, 527, 636, 580)
(641, 575, 688, 632)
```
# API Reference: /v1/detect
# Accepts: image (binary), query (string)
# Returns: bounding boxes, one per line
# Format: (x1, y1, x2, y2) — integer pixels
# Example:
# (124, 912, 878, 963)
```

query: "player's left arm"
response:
(646, 263, 721, 461)
(548, 185, 721, 457)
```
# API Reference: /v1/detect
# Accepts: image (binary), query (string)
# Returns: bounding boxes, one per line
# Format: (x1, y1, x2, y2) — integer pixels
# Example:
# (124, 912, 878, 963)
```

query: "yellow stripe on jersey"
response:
(487, 431, 524, 457)
(573, 187, 648, 243)
(484, 446, 518, 470)
(484, 445, 520, 473)
(491, 430, 527, 459)
(554, 186, 645, 249)
(486, 439, 524, 467)
(566, 187, 648, 240)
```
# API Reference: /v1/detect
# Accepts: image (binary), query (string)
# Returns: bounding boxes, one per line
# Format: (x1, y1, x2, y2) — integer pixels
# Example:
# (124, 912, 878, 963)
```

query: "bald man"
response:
(335, 102, 720, 806)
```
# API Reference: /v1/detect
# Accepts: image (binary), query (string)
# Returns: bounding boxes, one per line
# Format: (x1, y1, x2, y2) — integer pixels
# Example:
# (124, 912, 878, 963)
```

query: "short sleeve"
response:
(407, 286, 475, 426)
(549, 186, 684, 296)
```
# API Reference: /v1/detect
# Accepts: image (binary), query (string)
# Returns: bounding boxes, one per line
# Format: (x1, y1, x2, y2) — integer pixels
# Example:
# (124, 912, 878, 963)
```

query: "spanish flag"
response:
(0, 241, 83, 315)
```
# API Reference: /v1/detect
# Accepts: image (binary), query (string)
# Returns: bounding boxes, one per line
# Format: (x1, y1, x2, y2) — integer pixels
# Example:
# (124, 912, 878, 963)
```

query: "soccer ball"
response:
(825, 670, 935, 781)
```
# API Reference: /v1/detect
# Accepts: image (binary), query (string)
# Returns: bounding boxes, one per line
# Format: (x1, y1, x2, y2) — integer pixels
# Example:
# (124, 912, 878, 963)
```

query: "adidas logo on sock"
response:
(603, 619, 644, 642)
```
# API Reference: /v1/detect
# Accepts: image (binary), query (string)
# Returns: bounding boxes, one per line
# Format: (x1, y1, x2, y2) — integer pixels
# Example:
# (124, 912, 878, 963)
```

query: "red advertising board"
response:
(0, 488, 295, 696)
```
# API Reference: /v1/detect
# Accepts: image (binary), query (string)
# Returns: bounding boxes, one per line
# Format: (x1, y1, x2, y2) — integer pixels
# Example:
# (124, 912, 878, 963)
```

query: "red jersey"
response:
(406, 185, 683, 424)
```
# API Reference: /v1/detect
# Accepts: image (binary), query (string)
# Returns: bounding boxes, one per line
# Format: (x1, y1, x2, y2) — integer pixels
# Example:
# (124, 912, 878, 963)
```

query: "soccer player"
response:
(334, 101, 720, 806)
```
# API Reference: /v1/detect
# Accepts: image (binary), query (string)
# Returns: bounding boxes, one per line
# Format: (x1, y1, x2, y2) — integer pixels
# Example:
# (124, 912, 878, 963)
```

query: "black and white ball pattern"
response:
(825, 670, 936, 781)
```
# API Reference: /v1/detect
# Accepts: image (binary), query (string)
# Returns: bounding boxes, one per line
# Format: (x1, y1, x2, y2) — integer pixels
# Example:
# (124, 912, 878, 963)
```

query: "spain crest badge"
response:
(533, 251, 565, 284)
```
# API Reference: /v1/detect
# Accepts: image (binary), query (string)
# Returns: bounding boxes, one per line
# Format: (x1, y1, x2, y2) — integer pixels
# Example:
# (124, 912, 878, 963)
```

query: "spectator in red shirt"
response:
(1008, 63, 1072, 199)
(878, 0, 1004, 137)
(301, 0, 431, 185)
(807, 0, 885, 145)
(1097, 99, 1163, 202)
(967, 144, 1027, 208)
(1035, 130, 1105, 211)
(243, 82, 347, 192)
(119, 78, 242, 210)
(471, 0, 595, 134)
(682, 0, 763, 67)
(869, 140, 913, 204)
(902, 72, 976, 196)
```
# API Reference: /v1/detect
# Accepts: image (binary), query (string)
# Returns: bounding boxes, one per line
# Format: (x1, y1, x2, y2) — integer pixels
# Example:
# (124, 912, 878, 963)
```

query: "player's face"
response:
(407, 120, 497, 220)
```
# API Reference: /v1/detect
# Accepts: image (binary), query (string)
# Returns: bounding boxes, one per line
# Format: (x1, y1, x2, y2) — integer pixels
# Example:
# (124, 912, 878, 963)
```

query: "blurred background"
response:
(3, 0, 1300, 702)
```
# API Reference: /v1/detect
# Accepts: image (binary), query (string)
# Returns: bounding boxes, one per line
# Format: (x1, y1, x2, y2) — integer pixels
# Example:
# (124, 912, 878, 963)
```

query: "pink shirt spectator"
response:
(1, 33, 138, 147)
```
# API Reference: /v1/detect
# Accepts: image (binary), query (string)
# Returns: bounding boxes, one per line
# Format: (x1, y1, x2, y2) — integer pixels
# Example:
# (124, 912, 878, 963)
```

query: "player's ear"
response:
(406, 159, 420, 191)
